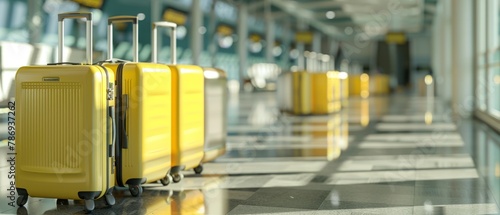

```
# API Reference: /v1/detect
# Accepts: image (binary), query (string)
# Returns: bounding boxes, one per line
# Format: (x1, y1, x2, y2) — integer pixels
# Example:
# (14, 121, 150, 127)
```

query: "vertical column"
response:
(237, 3, 249, 91)
(486, 0, 498, 112)
(311, 32, 321, 72)
(151, 0, 162, 22)
(312, 31, 321, 53)
(190, 0, 203, 65)
(27, 0, 43, 44)
(297, 20, 307, 70)
(265, 0, 274, 63)
(151, 0, 162, 53)
(208, 0, 218, 67)
(451, 0, 473, 116)
(281, 20, 291, 71)
(329, 37, 338, 68)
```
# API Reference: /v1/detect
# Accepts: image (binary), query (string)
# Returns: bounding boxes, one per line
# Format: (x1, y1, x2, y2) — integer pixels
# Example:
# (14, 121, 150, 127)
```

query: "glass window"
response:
(489, 67, 500, 117)
(476, 0, 487, 110)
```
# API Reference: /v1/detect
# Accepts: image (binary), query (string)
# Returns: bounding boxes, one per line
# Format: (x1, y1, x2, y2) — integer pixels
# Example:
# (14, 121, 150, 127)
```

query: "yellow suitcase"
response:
(330, 71, 342, 111)
(339, 72, 349, 107)
(102, 16, 173, 196)
(292, 71, 311, 115)
(152, 22, 204, 183)
(310, 72, 338, 114)
(195, 67, 227, 174)
(349, 73, 370, 98)
(15, 12, 115, 212)
(370, 74, 390, 95)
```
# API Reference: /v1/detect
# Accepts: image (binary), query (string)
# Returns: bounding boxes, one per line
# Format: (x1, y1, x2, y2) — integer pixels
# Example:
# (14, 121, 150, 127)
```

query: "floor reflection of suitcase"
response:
(15, 12, 116, 212)
(152, 21, 204, 183)
(102, 16, 173, 197)
(194, 67, 227, 174)
(171, 190, 205, 214)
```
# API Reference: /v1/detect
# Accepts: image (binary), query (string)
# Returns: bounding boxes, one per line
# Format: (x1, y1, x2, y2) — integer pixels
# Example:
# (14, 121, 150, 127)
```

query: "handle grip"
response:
(58, 12, 93, 64)
(151, 21, 177, 64)
(107, 16, 139, 62)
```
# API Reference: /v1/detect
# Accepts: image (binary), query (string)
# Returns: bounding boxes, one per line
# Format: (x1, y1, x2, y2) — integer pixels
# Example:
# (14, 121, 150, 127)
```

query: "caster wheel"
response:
(84, 199, 95, 212)
(160, 174, 173, 186)
(56, 199, 69, 205)
(129, 185, 143, 197)
(172, 173, 184, 183)
(194, 165, 203, 174)
(17, 207, 28, 215)
(104, 193, 115, 206)
(16, 195, 28, 207)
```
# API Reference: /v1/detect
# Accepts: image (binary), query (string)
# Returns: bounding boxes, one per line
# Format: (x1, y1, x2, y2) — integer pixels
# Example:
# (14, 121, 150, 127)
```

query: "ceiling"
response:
(235, 0, 438, 40)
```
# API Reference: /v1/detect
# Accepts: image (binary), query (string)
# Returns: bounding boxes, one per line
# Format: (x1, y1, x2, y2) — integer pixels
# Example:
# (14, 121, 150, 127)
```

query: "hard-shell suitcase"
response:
(152, 22, 204, 183)
(339, 72, 349, 107)
(194, 67, 227, 174)
(370, 74, 390, 95)
(310, 72, 336, 114)
(349, 73, 370, 98)
(292, 71, 311, 115)
(102, 16, 173, 196)
(276, 72, 292, 113)
(15, 12, 116, 212)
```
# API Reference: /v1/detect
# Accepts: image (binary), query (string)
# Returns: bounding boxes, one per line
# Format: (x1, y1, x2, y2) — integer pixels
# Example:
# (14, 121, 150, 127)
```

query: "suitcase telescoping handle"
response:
(151, 21, 177, 65)
(58, 12, 93, 64)
(107, 16, 139, 62)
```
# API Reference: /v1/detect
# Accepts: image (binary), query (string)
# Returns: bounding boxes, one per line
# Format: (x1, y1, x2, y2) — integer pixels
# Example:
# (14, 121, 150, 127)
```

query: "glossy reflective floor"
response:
(0, 92, 499, 214)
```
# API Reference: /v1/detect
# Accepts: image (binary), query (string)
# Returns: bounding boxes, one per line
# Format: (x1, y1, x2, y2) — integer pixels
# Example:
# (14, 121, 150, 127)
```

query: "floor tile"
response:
(243, 188, 330, 210)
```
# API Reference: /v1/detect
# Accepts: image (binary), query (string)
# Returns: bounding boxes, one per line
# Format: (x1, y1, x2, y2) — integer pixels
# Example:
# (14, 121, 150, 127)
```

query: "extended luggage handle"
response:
(151, 21, 177, 64)
(58, 12, 93, 64)
(107, 16, 139, 62)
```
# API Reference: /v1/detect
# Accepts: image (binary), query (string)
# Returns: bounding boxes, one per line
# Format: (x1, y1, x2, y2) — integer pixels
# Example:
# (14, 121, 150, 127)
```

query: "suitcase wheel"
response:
(104, 193, 115, 206)
(84, 199, 95, 212)
(194, 165, 203, 174)
(56, 199, 69, 205)
(17, 207, 28, 215)
(16, 195, 28, 207)
(172, 172, 184, 183)
(129, 185, 143, 197)
(160, 174, 173, 186)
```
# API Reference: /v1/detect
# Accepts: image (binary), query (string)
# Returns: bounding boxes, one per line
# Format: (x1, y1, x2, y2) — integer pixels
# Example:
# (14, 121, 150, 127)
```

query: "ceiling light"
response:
(326, 11, 335, 19)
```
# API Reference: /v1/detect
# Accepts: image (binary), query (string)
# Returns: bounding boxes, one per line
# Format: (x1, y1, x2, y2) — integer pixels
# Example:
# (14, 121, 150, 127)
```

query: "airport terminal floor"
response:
(1, 92, 500, 215)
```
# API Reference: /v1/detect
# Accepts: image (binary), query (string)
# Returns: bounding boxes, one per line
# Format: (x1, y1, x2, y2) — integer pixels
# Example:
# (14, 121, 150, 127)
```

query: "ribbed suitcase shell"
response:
(310, 72, 335, 114)
(15, 65, 114, 200)
(292, 71, 311, 115)
(202, 68, 227, 163)
(104, 63, 172, 187)
(169, 65, 205, 172)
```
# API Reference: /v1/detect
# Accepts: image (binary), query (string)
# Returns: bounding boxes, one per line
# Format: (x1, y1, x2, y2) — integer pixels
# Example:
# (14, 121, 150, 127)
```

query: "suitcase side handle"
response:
(151, 21, 177, 64)
(107, 16, 139, 62)
(58, 12, 93, 64)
